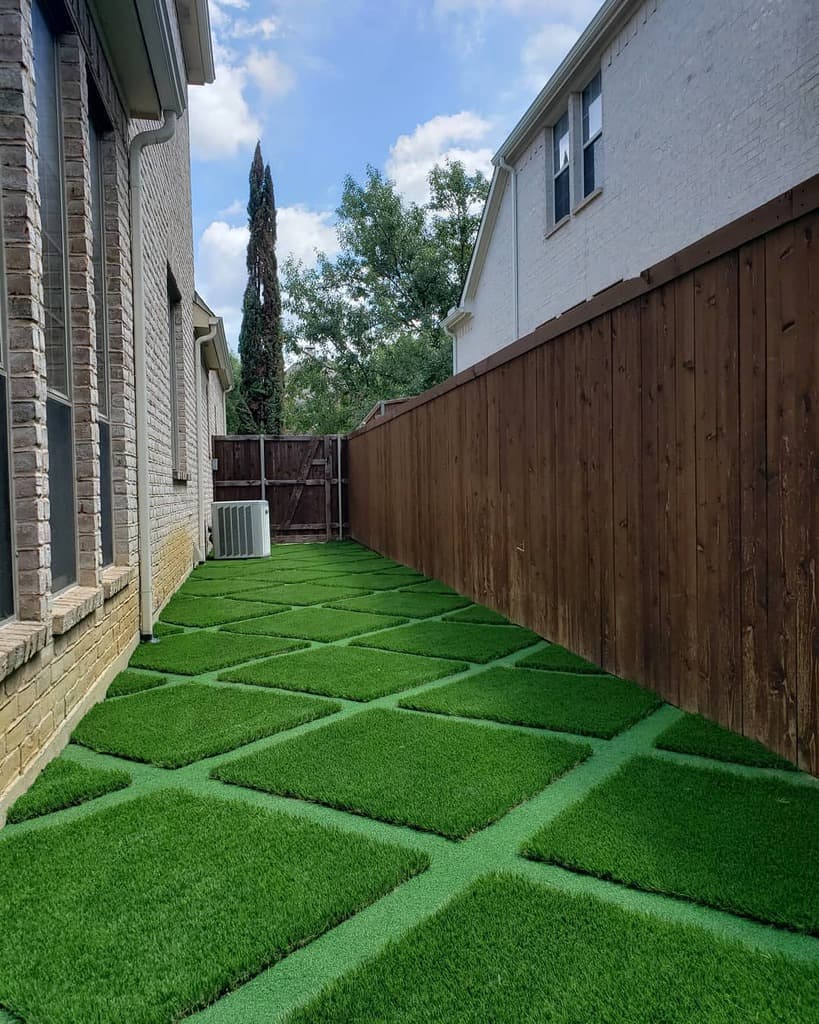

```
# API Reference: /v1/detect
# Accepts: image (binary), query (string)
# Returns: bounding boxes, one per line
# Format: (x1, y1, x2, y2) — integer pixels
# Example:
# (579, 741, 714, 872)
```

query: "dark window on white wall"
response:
(582, 72, 602, 197)
(0, 173, 15, 621)
(33, 0, 76, 592)
(552, 111, 570, 223)
(167, 272, 182, 477)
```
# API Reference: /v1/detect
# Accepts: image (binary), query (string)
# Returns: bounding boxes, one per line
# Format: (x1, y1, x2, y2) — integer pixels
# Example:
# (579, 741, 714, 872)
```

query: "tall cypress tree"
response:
(238, 142, 284, 433)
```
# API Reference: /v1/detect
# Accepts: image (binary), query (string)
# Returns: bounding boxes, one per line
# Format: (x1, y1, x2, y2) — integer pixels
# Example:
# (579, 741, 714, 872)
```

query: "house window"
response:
(167, 274, 182, 477)
(33, 0, 76, 592)
(0, 176, 15, 622)
(582, 71, 602, 198)
(552, 111, 570, 223)
(89, 116, 113, 566)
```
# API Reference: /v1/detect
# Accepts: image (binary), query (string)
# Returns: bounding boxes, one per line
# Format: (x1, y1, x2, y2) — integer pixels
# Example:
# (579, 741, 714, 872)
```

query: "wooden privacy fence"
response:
(212, 435, 348, 542)
(347, 178, 819, 774)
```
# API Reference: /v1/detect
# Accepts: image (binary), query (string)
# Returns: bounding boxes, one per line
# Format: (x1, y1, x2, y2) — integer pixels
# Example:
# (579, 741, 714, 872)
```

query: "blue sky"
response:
(190, 0, 603, 348)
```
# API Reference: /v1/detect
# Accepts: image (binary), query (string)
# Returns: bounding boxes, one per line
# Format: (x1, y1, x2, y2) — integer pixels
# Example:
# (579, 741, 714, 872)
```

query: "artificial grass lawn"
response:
(523, 755, 819, 934)
(656, 712, 796, 770)
(159, 595, 276, 627)
(403, 580, 459, 595)
(153, 621, 183, 637)
(443, 604, 510, 625)
(399, 666, 662, 738)
(231, 582, 373, 606)
(516, 643, 604, 674)
(0, 789, 428, 1024)
(285, 874, 819, 1024)
(221, 607, 408, 643)
(353, 620, 541, 663)
(73, 682, 339, 768)
(6, 755, 130, 824)
(322, 572, 416, 591)
(219, 646, 469, 701)
(213, 708, 589, 839)
(129, 631, 306, 675)
(107, 669, 167, 698)
(179, 577, 279, 598)
(328, 590, 471, 618)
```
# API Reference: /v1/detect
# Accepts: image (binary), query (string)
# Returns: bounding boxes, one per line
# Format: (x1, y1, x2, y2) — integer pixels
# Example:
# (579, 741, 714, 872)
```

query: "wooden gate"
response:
(212, 435, 348, 542)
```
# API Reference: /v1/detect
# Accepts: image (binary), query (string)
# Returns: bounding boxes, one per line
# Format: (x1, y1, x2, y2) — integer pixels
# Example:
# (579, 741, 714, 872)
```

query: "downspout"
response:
(130, 111, 178, 640)
(195, 320, 218, 564)
(497, 157, 519, 341)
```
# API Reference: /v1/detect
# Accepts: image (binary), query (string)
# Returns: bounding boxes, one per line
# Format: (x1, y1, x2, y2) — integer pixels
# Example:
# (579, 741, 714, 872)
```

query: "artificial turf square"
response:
(403, 580, 459, 595)
(129, 631, 306, 675)
(321, 572, 414, 591)
(213, 708, 589, 839)
(153, 621, 183, 637)
(352, 621, 540, 663)
(655, 712, 796, 770)
(179, 577, 281, 598)
(516, 643, 604, 674)
(523, 755, 819, 934)
(6, 755, 130, 824)
(219, 646, 469, 701)
(328, 590, 471, 618)
(159, 595, 275, 627)
(221, 608, 408, 642)
(232, 582, 374, 606)
(443, 604, 510, 625)
(0, 789, 428, 1024)
(399, 666, 662, 738)
(72, 682, 339, 768)
(284, 874, 819, 1024)
(107, 669, 168, 698)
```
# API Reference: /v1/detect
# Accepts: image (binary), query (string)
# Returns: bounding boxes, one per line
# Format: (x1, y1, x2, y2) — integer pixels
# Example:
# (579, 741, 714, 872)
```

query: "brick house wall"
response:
(0, 0, 226, 820)
(455, 0, 819, 369)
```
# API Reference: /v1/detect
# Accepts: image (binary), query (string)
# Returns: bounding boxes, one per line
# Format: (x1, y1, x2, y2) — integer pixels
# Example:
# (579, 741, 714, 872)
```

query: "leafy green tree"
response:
(283, 159, 488, 433)
(225, 353, 255, 434)
(238, 142, 284, 433)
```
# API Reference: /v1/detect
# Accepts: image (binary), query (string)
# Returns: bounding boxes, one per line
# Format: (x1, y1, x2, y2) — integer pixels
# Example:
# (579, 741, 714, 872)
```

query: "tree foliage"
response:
(283, 159, 488, 434)
(237, 142, 284, 433)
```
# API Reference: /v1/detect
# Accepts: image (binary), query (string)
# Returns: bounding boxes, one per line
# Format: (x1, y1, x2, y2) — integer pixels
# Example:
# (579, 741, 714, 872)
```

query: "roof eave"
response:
(175, 0, 216, 86)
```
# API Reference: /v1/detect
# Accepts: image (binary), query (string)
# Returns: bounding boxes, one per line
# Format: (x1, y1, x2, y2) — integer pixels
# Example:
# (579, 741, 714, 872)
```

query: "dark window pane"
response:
(32, 2, 69, 397)
(553, 111, 569, 175)
(99, 418, 113, 566)
(89, 123, 108, 419)
(0, 376, 14, 619)
(554, 167, 570, 222)
(47, 397, 76, 591)
(582, 72, 602, 143)
(583, 138, 598, 197)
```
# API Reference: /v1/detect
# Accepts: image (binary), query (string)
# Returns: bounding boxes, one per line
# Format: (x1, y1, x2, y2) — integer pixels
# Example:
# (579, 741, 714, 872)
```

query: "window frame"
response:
(0, 166, 17, 623)
(167, 270, 185, 482)
(551, 109, 571, 226)
(581, 71, 603, 199)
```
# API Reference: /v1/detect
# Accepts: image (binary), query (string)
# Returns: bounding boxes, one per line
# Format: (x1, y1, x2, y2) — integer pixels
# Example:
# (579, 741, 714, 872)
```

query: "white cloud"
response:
(245, 49, 296, 96)
(277, 205, 339, 266)
(386, 112, 493, 205)
(219, 198, 246, 219)
(521, 22, 580, 90)
(231, 16, 279, 39)
(188, 62, 260, 160)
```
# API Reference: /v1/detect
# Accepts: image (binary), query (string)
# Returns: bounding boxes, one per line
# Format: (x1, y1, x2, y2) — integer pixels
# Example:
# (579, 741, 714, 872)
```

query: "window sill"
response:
(545, 214, 571, 240)
(573, 186, 603, 215)
(101, 565, 134, 601)
(51, 585, 103, 636)
(0, 619, 49, 686)
(173, 472, 189, 484)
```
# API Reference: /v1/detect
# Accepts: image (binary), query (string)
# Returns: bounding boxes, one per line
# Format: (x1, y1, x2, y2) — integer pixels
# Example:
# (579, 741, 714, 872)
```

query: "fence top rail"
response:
(349, 172, 819, 439)
(213, 434, 344, 442)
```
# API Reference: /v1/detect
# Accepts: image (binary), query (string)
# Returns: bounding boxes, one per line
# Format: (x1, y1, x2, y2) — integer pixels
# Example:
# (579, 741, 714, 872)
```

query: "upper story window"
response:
(552, 110, 570, 223)
(582, 71, 602, 198)
(0, 173, 15, 622)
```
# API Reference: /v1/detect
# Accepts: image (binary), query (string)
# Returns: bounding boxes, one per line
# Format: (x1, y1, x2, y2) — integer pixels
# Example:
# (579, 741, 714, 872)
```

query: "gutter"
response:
(497, 157, 520, 341)
(129, 110, 178, 641)
(195, 320, 219, 563)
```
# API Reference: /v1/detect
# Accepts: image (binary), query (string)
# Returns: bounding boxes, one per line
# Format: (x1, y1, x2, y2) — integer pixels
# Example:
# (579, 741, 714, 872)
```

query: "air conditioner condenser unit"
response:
(211, 501, 271, 559)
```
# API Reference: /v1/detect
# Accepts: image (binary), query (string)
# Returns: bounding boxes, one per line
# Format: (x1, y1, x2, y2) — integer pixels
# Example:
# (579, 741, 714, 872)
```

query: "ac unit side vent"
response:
(211, 501, 271, 559)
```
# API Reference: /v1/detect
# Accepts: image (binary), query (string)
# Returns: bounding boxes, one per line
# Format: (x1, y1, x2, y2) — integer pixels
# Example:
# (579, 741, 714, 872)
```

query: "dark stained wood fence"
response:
(347, 179, 819, 774)
(212, 435, 348, 542)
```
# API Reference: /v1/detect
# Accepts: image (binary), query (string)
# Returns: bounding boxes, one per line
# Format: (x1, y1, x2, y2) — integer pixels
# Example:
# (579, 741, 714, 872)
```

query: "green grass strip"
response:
(285, 874, 819, 1024)
(403, 580, 459, 595)
(107, 669, 168, 698)
(353, 620, 540, 663)
(443, 604, 510, 624)
(523, 754, 819, 935)
(160, 595, 277, 627)
(221, 608, 407, 643)
(73, 681, 339, 768)
(516, 643, 604, 673)
(129, 632, 306, 675)
(399, 666, 662, 738)
(231, 582, 373, 606)
(327, 591, 471, 618)
(179, 578, 285, 598)
(213, 708, 589, 839)
(0, 789, 428, 1024)
(219, 646, 469, 701)
(655, 712, 796, 770)
(5, 755, 130, 824)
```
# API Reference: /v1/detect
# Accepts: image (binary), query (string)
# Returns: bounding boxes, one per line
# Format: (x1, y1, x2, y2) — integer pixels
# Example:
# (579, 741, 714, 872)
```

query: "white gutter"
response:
(195, 320, 218, 563)
(497, 157, 519, 341)
(130, 110, 178, 640)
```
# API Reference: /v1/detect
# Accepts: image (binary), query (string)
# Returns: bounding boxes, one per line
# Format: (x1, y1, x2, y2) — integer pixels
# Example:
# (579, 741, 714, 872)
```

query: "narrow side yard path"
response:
(1, 541, 818, 1024)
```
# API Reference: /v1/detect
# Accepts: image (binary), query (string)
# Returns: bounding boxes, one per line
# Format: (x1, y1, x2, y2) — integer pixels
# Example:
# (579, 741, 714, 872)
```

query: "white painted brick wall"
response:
(456, 0, 819, 369)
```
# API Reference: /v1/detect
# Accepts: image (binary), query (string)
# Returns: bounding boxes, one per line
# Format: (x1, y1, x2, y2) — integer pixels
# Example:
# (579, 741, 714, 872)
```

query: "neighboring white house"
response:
(446, 0, 819, 371)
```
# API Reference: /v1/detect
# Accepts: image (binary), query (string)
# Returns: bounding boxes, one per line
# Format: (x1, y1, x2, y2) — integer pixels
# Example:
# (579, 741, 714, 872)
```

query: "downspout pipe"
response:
(130, 110, 178, 640)
(497, 157, 519, 341)
(194, 321, 218, 564)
